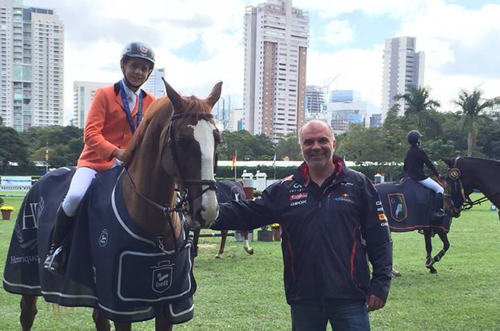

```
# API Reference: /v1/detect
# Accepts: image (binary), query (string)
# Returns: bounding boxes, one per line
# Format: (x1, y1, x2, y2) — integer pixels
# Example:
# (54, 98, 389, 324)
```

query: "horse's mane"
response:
(462, 156, 500, 166)
(122, 95, 213, 166)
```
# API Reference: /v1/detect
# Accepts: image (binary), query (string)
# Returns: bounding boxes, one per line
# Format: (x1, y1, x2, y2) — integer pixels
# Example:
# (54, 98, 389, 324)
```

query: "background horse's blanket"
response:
(376, 178, 451, 232)
(3, 166, 196, 323)
(216, 180, 245, 203)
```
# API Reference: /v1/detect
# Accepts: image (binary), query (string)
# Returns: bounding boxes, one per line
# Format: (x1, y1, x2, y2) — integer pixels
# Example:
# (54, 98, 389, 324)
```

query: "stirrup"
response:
(44, 246, 65, 275)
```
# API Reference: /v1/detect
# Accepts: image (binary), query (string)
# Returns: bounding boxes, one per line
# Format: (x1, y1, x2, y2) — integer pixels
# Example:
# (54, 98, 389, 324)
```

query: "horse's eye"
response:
(177, 138, 191, 148)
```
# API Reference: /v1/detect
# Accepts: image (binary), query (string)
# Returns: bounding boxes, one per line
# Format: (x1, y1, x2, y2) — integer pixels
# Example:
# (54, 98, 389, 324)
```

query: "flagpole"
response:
(234, 150, 237, 181)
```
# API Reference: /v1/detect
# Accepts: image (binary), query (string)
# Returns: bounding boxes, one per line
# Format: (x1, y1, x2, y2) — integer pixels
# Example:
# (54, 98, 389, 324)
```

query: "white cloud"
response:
(321, 20, 354, 46)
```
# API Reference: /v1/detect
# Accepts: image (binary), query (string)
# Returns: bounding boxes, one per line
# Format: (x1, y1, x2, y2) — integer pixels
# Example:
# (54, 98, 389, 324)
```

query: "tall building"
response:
(213, 94, 242, 131)
(305, 85, 325, 115)
(381, 36, 424, 120)
(0, 0, 64, 131)
(243, 0, 309, 141)
(73, 81, 111, 129)
(325, 90, 367, 134)
(142, 68, 165, 98)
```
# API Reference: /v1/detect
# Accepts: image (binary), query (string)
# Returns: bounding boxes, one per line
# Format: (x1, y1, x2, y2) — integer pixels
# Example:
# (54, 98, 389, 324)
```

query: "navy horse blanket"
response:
(216, 180, 246, 203)
(376, 178, 451, 233)
(3, 166, 196, 323)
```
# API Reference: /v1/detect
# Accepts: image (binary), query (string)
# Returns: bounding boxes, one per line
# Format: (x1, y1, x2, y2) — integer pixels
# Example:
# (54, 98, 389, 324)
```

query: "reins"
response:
(124, 111, 218, 253)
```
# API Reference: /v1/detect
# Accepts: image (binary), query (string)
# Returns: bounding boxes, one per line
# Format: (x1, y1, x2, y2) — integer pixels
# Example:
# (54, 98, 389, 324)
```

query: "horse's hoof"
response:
(391, 269, 402, 277)
(215, 254, 222, 259)
(245, 248, 254, 255)
(430, 268, 438, 274)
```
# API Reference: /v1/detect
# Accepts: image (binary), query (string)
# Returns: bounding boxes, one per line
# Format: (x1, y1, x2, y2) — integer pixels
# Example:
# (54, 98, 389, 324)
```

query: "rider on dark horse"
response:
(404, 130, 445, 219)
(43, 42, 156, 275)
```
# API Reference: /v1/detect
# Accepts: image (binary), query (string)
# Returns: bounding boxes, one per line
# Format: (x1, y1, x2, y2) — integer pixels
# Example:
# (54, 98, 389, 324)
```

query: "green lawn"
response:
(0, 193, 500, 330)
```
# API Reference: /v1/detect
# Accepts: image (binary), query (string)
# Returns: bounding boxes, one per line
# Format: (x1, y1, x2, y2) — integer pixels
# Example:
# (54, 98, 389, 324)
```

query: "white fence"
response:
(0, 176, 33, 191)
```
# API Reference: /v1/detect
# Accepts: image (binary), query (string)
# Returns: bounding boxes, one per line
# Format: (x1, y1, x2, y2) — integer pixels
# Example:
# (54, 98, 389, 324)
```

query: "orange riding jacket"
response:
(77, 82, 155, 172)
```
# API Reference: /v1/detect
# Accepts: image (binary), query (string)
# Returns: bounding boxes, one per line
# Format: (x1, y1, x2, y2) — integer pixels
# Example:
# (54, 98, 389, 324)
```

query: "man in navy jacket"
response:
(211, 120, 392, 331)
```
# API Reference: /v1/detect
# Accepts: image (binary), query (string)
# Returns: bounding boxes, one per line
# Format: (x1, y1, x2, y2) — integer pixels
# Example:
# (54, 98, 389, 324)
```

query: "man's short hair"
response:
(298, 120, 335, 143)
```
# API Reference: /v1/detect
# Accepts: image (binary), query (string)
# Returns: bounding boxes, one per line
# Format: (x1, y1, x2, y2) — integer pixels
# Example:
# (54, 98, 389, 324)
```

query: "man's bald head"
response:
(299, 120, 335, 144)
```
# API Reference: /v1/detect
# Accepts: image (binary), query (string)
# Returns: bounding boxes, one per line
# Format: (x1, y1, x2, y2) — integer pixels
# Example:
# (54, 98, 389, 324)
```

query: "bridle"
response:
(124, 111, 218, 253)
(444, 157, 489, 213)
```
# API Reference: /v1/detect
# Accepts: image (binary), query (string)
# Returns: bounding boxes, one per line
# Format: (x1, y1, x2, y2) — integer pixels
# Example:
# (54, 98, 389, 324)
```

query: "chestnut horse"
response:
(4, 80, 222, 331)
(442, 157, 500, 219)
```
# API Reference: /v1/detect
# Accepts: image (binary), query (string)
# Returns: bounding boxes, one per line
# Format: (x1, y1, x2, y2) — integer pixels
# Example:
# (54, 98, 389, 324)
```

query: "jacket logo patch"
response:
(333, 193, 354, 204)
(289, 192, 308, 201)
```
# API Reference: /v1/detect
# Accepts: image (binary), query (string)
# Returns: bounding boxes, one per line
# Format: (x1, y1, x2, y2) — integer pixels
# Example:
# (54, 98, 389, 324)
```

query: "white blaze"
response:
(189, 120, 219, 222)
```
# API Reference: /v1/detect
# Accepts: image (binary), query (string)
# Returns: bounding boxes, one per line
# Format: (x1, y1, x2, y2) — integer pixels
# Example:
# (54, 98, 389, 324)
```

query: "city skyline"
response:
(20, 0, 500, 125)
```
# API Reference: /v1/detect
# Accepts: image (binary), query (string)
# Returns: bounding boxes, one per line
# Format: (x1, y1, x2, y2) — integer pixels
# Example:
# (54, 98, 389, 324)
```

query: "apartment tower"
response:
(243, 0, 309, 140)
(0, 0, 64, 131)
(381, 36, 424, 120)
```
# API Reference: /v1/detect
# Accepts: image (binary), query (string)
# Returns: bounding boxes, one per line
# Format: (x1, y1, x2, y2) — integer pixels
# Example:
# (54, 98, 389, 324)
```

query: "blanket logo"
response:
(152, 260, 174, 293)
(98, 229, 108, 247)
(388, 193, 407, 222)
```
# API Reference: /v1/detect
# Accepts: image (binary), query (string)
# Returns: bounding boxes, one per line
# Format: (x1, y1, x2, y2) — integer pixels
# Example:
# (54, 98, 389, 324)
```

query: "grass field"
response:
(1, 193, 500, 330)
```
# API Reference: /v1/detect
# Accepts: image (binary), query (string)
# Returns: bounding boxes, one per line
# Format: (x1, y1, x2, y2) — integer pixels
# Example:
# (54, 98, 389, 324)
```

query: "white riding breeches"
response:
(62, 167, 97, 217)
(419, 177, 444, 194)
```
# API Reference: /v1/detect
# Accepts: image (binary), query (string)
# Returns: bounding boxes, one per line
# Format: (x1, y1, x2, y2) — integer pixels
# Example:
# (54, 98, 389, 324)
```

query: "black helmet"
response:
(120, 42, 155, 68)
(407, 130, 421, 145)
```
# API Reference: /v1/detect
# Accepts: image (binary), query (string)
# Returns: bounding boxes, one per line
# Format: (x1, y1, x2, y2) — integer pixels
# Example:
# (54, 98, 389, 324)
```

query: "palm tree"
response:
(453, 88, 500, 156)
(394, 85, 441, 135)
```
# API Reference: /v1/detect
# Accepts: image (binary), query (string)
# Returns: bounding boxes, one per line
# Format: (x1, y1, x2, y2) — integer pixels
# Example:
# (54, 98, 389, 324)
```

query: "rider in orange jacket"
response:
(44, 42, 156, 275)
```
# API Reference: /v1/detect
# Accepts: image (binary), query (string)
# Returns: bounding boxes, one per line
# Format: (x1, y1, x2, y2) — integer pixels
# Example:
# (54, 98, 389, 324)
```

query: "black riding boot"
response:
(43, 205, 73, 275)
(432, 193, 446, 219)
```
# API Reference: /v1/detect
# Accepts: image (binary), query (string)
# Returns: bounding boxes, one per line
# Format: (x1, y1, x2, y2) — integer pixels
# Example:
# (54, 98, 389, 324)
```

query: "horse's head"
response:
(160, 79, 222, 229)
(442, 157, 464, 218)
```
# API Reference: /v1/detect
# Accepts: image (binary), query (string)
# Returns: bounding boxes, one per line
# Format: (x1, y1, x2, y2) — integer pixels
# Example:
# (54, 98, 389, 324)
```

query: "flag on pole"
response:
(45, 148, 49, 161)
(230, 153, 236, 170)
(272, 152, 276, 168)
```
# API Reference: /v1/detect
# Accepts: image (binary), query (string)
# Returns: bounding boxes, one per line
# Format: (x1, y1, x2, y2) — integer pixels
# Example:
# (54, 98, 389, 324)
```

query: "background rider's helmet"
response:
(120, 42, 155, 69)
(407, 130, 421, 145)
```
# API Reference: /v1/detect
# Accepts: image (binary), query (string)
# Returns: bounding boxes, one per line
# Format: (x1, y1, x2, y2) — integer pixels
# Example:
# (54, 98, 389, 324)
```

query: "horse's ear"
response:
(441, 157, 454, 167)
(206, 81, 223, 108)
(163, 77, 184, 112)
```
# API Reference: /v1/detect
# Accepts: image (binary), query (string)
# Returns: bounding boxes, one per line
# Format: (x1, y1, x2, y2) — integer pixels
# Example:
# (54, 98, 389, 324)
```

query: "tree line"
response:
(1, 87, 499, 176)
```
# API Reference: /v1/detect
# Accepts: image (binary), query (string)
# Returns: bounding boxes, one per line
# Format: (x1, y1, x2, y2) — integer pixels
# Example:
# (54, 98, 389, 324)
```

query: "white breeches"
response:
(62, 167, 97, 217)
(419, 177, 444, 194)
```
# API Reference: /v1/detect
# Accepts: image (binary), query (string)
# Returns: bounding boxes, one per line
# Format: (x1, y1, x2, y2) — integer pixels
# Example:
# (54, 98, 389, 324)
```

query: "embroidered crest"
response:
(98, 229, 108, 247)
(388, 193, 407, 222)
(152, 260, 174, 293)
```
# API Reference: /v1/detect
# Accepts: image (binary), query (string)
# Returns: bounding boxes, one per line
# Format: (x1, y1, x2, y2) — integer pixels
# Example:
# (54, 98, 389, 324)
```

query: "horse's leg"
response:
(155, 315, 173, 331)
(114, 321, 132, 331)
(216, 230, 228, 259)
(92, 308, 111, 331)
(192, 229, 200, 258)
(432, 231, 450, 264)
(424, 229, 437, 274)
(242, 230, 254, 255)
(20, 295, 38, 331)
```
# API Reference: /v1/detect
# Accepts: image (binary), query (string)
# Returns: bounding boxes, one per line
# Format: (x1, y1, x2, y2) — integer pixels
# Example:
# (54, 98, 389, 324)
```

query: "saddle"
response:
(376, 178, 451, 233)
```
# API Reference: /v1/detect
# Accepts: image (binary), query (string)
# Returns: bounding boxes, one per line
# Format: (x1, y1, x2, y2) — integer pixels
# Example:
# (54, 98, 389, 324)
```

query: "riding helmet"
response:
(407, 130, 421, 145)
(120, 42, 155, 68)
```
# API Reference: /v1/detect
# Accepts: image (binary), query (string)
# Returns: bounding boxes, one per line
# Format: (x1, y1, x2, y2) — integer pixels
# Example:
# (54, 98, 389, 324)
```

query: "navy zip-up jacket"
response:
(211, 157, 393, 304)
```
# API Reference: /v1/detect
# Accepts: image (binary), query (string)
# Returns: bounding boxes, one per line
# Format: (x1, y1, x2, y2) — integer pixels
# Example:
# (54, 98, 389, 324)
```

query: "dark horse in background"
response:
(442, 157, 500, 219)
(192, 180, 254, 259)
(376, 177, 453, 274)
(3, 79, 222, 331)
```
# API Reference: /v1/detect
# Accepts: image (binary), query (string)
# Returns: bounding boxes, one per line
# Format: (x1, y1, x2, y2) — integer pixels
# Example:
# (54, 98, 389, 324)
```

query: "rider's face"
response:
(300, 122, 336, 170)
(121, 58, 152, 88)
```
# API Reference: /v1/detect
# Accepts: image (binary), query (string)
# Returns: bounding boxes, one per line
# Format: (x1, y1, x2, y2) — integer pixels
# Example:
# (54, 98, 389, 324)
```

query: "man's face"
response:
(121, 58, 152, 87)
(300, 122, 336, 170)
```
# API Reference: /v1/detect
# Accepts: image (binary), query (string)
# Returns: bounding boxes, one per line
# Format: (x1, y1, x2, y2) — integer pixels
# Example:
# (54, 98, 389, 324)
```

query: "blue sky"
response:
(26, 0, 500, 121)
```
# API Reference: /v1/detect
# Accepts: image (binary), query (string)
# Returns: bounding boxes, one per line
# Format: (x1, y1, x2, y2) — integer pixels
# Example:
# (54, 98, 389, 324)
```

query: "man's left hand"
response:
(366, 294, 386, 312)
